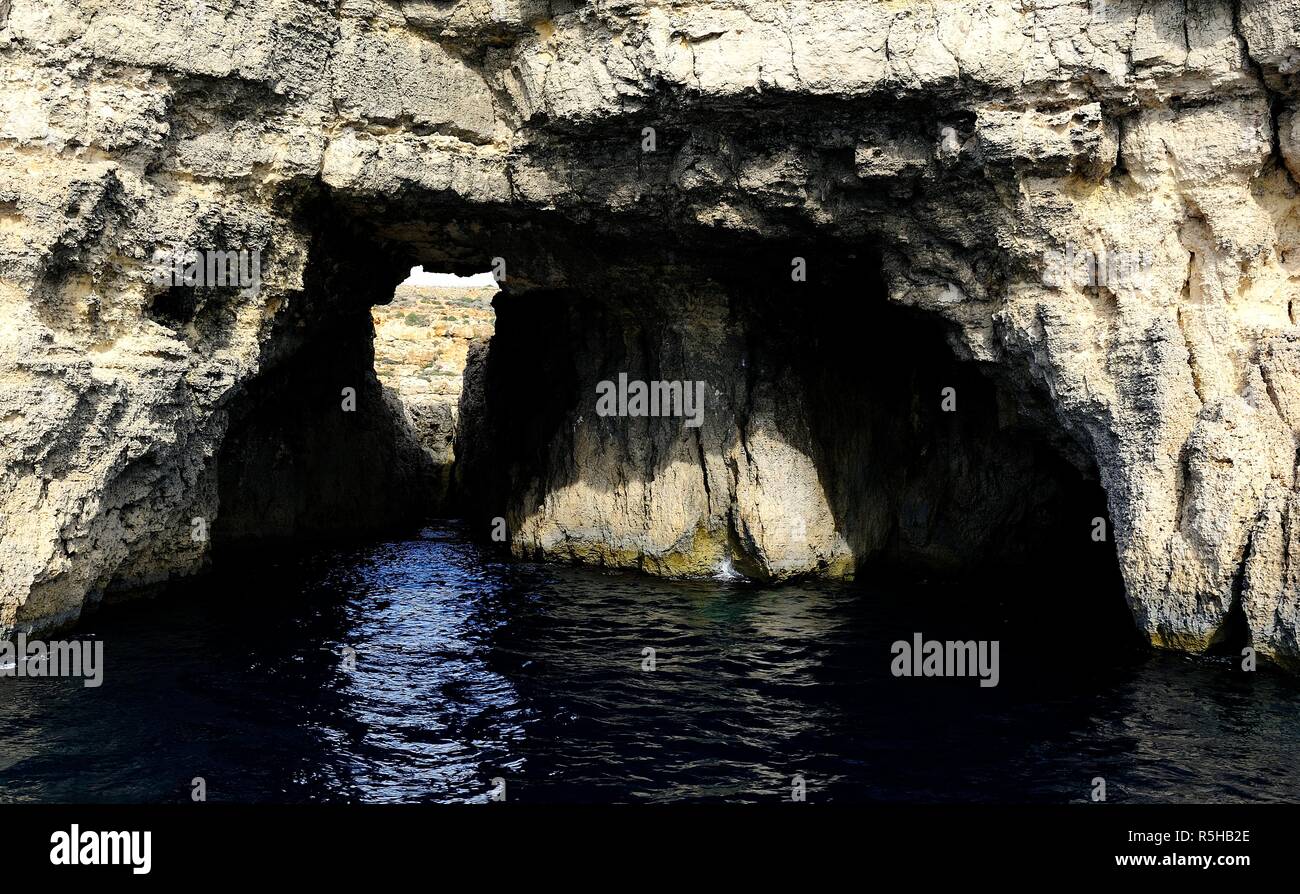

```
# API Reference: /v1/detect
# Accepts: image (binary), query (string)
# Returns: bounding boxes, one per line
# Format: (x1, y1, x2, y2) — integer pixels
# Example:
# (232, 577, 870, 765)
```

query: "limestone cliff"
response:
(2, 0, 1300, 668)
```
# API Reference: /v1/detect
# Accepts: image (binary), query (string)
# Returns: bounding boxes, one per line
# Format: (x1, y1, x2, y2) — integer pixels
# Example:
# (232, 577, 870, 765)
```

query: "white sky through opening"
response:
(401, 266, 497, 287)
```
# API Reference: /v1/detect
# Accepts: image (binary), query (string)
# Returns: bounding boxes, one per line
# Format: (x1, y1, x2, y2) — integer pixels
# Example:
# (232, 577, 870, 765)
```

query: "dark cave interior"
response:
(205, 202, 1138, 647)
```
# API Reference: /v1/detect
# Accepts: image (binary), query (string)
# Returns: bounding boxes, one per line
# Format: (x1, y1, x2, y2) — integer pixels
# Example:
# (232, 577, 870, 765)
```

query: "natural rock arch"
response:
(2, 0, 1299, 667)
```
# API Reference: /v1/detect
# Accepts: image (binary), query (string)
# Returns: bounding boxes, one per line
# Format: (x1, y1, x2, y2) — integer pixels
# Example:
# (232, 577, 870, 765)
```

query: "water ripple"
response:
(1, 521, 1298, 803)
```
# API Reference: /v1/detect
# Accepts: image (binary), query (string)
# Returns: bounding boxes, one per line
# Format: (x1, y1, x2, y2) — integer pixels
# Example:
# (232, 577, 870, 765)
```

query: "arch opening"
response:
(206, 203, 1135, 648)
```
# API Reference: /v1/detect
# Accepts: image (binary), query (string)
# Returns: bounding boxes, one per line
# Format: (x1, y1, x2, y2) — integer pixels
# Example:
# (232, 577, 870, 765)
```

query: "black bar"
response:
(2, 803, 1285, 881)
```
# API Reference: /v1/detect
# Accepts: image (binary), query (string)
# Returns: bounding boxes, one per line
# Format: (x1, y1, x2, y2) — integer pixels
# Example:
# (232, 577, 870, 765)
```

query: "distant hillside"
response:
(373, 285, 496, 400)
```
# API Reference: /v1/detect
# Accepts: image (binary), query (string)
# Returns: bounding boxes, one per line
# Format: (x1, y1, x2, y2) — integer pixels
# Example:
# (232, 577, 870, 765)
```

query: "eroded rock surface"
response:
(3, 1, 1300, 666)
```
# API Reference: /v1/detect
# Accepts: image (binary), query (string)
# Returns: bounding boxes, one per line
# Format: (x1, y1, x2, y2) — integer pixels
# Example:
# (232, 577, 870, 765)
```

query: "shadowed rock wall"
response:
(456, 248, 1118, 589)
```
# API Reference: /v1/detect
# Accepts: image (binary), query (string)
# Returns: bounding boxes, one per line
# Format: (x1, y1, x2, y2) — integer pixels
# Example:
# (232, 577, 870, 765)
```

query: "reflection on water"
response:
(1, 522, 1297, 803)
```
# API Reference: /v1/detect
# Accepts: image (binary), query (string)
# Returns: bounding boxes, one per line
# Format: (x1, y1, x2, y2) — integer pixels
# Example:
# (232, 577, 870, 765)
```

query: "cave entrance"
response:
(208, 206, 1134, 647)
(212, 236, 497, 553)
(370, 266, 499, 512)
(449, 235, 1137, 647)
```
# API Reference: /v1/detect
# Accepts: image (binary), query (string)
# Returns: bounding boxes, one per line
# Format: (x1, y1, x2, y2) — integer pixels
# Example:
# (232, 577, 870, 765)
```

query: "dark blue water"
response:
(1, 522, 1297, 803)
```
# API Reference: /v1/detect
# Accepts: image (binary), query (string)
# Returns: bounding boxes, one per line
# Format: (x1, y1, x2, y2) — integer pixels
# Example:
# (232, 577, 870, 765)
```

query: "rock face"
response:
(454, 255, 1119, 592)
(3, 1, 1300, 667)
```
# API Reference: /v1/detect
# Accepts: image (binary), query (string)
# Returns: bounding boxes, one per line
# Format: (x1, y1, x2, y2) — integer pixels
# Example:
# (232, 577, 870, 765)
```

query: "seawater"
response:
(1, 522, 1297, 804)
